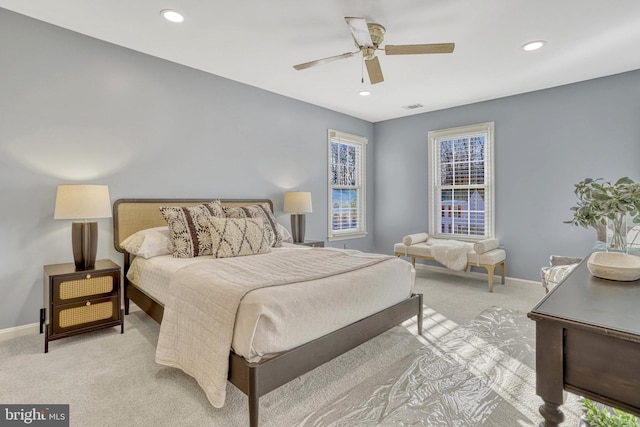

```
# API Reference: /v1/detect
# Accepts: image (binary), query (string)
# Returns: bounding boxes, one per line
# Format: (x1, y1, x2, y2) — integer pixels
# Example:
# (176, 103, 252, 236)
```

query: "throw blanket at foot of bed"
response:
(429, 239, 473, 271)
(155, 248, 397, 408)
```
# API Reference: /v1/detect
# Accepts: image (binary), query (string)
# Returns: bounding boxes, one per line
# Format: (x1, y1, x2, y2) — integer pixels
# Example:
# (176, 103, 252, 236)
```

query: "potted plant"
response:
(580, 397, 639, 427)
(566, 177, 640, 250)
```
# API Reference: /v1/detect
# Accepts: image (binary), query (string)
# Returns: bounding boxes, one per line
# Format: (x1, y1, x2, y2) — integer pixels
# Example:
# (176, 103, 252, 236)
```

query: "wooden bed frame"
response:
(112, 198, 424, 427)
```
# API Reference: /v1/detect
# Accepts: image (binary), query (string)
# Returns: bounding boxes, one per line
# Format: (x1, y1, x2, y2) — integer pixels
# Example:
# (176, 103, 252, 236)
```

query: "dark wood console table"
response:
(528, 256, 640, 426)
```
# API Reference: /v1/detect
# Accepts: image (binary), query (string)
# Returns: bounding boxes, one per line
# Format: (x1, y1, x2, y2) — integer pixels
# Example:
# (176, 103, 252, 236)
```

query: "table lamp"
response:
(54, 185, 112, 270)
(283, 191, 312, 243)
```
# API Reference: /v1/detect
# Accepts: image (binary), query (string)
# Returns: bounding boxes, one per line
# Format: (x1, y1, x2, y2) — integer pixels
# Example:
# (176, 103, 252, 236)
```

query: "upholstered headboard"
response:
(112, 198, 273, 253)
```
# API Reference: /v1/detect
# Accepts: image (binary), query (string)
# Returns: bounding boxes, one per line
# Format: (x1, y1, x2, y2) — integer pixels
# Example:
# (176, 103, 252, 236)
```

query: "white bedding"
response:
(127, 244, 415, 363)
(154, 245, 416, 408)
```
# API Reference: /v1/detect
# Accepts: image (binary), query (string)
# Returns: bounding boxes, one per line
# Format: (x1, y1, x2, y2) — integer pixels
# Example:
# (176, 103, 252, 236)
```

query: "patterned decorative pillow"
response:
(223, 203, 282, 247)
(209, 217, 271, 258)
(159, 201, 224, 258)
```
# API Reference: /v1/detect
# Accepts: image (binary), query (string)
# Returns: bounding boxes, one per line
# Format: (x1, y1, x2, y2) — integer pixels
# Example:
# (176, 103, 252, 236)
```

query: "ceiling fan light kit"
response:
(293, 17, 455, 85)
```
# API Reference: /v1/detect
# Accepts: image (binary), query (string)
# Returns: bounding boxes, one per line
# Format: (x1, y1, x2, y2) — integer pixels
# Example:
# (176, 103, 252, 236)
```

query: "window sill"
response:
(328, 232, 367, 241)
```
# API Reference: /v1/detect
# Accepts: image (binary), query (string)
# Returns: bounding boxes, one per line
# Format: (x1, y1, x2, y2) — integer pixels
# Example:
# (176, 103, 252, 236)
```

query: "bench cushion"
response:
(394, 240, 505, 265)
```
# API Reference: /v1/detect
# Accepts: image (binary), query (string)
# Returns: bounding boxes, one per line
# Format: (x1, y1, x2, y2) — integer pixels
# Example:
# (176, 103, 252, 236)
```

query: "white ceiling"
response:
(2, 1, 640, 122)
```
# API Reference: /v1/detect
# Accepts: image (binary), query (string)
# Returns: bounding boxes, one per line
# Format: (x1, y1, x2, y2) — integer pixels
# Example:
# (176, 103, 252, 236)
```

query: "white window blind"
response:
(328, 129, 367, 240)
(428, 122, 495, 240)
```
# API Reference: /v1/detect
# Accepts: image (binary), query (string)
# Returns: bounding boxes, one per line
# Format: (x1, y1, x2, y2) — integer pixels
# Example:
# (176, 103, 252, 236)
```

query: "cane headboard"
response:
(112, 198, 273, 253)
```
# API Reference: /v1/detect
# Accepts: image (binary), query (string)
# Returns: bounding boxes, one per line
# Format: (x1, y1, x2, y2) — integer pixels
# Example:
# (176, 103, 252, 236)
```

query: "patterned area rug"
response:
(294, 306, 583, 426)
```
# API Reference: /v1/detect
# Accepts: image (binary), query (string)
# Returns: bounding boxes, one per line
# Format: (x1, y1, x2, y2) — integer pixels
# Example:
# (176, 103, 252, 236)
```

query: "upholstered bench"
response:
(394, 233, 506, 292)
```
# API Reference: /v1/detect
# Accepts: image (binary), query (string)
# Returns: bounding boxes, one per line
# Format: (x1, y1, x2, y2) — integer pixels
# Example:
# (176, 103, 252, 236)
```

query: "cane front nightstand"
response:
(42, 259, 123, 353)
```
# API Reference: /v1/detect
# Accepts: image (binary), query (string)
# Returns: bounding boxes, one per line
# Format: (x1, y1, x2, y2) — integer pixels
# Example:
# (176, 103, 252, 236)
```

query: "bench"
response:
(394, 233, 506, 292)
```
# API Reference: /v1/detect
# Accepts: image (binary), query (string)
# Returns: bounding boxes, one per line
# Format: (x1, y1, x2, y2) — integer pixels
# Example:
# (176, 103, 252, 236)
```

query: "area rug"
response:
(291, 306, 583, 426)
(0, 304, 585, 426)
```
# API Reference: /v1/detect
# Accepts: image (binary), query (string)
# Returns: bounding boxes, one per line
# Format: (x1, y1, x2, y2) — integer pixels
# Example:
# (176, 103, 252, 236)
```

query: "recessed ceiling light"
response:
(359, 91, 372, 96)
(522, 40, 546, 51)
(161, 9, 184, 23)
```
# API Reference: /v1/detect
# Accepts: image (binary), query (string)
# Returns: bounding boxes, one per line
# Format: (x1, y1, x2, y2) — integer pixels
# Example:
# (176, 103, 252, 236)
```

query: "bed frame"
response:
(112, 198, 424, 427)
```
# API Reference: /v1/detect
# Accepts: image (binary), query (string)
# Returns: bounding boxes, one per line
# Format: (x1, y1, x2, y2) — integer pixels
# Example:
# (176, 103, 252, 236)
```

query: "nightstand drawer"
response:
(52, 296, 120, 334)
(53, 272, 118, 304)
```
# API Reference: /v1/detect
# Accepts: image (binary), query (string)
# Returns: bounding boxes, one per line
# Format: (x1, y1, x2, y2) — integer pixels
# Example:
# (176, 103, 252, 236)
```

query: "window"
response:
(328, 129, 367, 240)
(428, 122, 495, 240)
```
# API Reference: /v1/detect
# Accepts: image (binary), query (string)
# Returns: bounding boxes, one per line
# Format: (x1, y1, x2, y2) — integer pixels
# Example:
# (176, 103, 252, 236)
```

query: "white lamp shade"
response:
(54, 185, 112, 220)
(283, 191, 312, 214)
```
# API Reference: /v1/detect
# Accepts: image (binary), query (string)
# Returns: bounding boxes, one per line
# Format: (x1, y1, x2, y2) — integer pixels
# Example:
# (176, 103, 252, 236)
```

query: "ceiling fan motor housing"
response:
(367, 23, 386, 47)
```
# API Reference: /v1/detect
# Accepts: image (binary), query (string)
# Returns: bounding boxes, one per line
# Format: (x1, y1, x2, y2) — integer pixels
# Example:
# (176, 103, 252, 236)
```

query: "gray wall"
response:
(0, 9, 374, 330)
(373, 71, 640, 281)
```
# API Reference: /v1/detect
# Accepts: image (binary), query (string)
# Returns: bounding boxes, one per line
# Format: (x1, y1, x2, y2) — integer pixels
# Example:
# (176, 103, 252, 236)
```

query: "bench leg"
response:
(487, 266, 494, 293)
(500, 261, 506, 285)
(480, 264, 495, 293)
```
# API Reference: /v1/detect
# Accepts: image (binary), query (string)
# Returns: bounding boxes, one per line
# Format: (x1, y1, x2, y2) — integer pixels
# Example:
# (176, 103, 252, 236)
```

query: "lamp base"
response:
(71, 221, 98, 270)
(290, 214, 306, 244)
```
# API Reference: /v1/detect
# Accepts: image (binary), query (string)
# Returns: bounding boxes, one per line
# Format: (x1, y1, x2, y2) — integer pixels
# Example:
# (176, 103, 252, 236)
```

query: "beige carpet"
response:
(0, 268, 583, 426)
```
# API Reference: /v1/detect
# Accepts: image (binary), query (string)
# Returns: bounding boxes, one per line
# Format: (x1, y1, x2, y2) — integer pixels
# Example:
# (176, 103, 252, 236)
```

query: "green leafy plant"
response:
(566, 177, 640, 229)
(565, 177, 640, 249)
(581, 397, 639, 427)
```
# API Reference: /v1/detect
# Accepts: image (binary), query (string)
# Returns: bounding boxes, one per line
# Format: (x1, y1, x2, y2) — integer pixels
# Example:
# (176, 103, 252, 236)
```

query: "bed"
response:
(112, 198, 423, 427)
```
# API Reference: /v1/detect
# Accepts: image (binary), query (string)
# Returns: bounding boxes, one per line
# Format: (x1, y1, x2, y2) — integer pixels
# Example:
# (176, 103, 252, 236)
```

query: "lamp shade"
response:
(54, 185, 112, 220)
(54, 185, 111, 270)
(283, 191, 312, 214)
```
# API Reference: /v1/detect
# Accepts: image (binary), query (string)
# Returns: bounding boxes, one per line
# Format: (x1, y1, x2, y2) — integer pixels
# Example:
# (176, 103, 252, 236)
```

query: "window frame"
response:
(327, 129, 367, 241)
(427, 122, 495, 241)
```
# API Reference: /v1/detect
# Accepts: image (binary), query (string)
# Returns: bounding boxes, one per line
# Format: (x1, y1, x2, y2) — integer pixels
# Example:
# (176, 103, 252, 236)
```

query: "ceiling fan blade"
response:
(385, 43, 455, 55)
(365, 56, 384, 84)
(345, 17, 373, 47)
(293, 52, 356, 71)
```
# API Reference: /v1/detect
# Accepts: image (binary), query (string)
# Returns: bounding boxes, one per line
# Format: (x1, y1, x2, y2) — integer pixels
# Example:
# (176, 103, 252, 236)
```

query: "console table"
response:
(528, 256, 640, 426)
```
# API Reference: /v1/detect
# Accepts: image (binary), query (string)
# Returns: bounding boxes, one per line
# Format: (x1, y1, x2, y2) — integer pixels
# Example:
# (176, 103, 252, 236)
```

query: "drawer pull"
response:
(86, 301, 91, 306)
(86, 274, 91, 279)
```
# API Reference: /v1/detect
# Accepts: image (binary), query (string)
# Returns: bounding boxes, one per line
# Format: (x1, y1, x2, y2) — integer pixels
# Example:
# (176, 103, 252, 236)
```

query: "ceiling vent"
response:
(402, 103, 424, 110)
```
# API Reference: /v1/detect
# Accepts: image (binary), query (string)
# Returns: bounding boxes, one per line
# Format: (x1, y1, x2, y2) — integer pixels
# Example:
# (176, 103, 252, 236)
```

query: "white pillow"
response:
(120, 226, 173, 259)
(473, 238, 500, 254)
(403, 233, 429, 246)
(276, 223, 293, 243)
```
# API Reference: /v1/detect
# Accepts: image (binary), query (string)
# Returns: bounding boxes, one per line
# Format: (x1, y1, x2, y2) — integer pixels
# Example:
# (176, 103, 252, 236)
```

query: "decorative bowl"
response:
(587, 251, 640, 281)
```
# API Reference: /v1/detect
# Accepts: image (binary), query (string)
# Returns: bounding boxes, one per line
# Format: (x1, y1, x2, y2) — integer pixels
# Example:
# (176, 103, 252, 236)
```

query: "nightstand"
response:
(296, 240, 325, 248)
(42, 259, 123, 353)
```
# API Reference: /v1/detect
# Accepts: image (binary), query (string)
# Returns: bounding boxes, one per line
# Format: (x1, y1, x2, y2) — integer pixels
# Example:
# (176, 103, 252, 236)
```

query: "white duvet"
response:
(132, 245, 414, 408)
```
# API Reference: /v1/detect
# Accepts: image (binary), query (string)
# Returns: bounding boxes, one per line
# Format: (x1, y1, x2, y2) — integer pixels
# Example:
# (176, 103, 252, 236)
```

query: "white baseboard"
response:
(414, 263, 539, 287)
(0, 322, 40, 343)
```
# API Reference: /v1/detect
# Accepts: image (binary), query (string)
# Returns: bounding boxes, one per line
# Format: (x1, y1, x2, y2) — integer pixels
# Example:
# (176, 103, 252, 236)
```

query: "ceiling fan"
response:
(293, 17, 455, 84)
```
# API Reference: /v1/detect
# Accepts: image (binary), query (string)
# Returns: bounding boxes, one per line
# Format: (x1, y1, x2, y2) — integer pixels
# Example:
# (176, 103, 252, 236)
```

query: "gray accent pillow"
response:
(223, 203, 282, 247)
(160, 201, 224, 258)
(209, 217, 271, 258)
